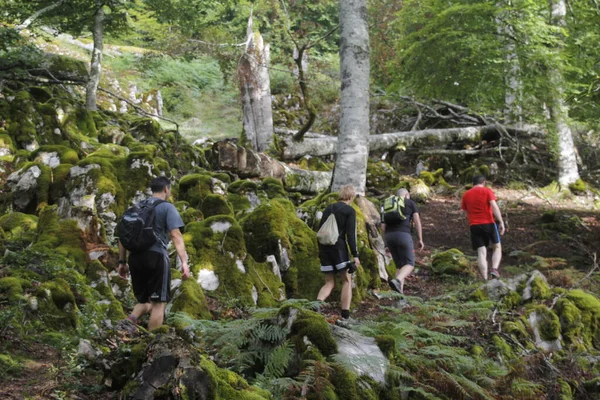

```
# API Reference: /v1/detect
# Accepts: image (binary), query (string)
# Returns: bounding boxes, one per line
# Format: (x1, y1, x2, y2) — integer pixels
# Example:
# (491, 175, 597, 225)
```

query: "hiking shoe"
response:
(335, 317, 357, 328)
(490, 269, 500, 279)
(389, 278, 403, 294)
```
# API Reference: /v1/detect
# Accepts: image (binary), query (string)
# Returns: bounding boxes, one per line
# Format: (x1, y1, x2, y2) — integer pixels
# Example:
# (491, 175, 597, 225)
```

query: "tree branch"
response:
(16, 0, 66, 31)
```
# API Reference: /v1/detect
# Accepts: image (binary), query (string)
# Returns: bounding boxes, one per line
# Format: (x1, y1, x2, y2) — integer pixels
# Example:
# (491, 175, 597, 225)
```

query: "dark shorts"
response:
(384, 231, 415, 268)
(470, 223, 501, 250)
(128, 250, 171, 303)
(319, 242, 350, 273)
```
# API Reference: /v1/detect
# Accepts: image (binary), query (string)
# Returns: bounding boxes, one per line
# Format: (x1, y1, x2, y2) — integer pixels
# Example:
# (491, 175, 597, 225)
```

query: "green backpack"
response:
(381, 195, 407, 224)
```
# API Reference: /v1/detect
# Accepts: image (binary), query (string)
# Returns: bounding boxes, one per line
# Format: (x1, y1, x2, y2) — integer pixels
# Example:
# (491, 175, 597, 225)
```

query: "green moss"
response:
(0, 277, 32, 302)
(297, 157, 333, 172)
(0, 212, 38, 241)
(200, 194, 234, 218)
(198, 356, 271, 399)
(503, 319, 529, 340)
(569, 179, 587, 194)
(375, 335, 396, 358)
(259, 178, 287, 199)
(501, 290, 522, 310)
(431, 249, 471, 275)
(179, 173, 214, 208)
(469, 288, 488, 302)
(564, 289, 600, 348)
(170, 280, 212, 322)
(285, 307, 337, 356)
(246, 257, 285, 307)
(36, 278, 79, 329)
(33, 205, 88, 270)
(182, 207, 203, 224)
(31, 145, 79, 165)
(88, 144, 129, 159)
(459, 165, 490, 184)
(471, 345, 485, 357)
(530, 305, 561, 341)
(229, 179, 259, 194)
(530, 276, 552, 300)
(366, 161, 399, 192)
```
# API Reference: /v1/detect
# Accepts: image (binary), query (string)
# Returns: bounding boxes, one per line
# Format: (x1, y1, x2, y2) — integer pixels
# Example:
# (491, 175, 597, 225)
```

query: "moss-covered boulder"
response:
(366, 161, 399, 193)
(0, 212, 38, 242)
(184, 215, 284, 307)
(6, 162, 52, 212)
(227, 179, 263, 215)
(35, 277, 79, 329)
(115, 333, 270, 399)
(563, 289, 600, 349)
(431, 249, 471, 275)
(179, 173, 229, 209)
(0, 277, 32, 302)
(527, 305, 562, 351)
(279, 306, 337, 357)
(200, 194, 234, 218)
(31, 145, 79, 168)
(33, 205, 88, 270)
(459, 164, 490, 184)
(168, 279, 212, 321)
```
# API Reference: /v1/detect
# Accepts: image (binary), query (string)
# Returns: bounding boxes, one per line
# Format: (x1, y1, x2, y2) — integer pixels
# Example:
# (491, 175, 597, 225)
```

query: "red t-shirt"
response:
(461, 186, 497, 225)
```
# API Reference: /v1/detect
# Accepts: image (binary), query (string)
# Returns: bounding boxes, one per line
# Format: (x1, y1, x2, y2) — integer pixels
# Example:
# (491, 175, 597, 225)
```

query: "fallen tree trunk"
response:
(277, 124, 543, 161)
(212, 141, 331, 194)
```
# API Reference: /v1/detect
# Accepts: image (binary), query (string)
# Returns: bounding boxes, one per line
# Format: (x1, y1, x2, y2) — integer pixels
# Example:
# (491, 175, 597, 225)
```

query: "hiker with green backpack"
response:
(381, 188, 424, 294)
(316, 185, 361, 321)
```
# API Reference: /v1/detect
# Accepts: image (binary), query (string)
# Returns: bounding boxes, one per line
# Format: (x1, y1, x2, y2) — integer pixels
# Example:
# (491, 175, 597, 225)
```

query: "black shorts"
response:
(384, 231, 415, 268)
(128, 250, 171, 303)
(319, 242, 350, 273)
(470, 223, 501, 250)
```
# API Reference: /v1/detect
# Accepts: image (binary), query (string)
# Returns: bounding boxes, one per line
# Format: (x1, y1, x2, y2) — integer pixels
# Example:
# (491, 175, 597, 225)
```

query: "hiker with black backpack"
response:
(116, 176, 189, 331)
(316, 185, 360, 321)
(382, 188, 424, 294)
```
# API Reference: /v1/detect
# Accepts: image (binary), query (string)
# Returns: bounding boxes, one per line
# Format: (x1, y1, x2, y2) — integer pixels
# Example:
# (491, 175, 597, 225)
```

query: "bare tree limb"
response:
(15, 0, 66, 31)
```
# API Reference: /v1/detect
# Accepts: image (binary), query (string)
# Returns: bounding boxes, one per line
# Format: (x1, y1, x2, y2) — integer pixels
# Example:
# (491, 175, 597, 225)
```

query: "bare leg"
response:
(339, 270, 352, 311)
(131, 302, 152, 320)
(491, 243, 502, 271)
(395, 264, 414, 294)
(317, 273, 336, 302)
(477, 246, 488, 280)
(148, 302, 166, 330)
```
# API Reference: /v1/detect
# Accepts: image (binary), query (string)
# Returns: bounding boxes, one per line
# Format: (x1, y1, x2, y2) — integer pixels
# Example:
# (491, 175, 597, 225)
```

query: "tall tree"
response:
(331, 0, 370, 193)
(548, 0, 580, 186)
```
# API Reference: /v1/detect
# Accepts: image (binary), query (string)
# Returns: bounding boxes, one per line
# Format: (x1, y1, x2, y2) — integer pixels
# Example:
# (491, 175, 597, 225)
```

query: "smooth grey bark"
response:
(15, 0, 66, 31)
(549, 0, 580, 187)
(331, 0, 370, 194)
(238, 15, 274, 152)
(276, 125, 539, 160)
(86, 5, 104, 111)
(495, 8, 522, 124)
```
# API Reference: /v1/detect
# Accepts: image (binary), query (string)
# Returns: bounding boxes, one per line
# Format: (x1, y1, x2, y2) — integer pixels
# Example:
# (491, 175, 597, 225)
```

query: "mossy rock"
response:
(259, 177, 287, 199)
(200, 194, 234, 218)
(169, 279, 212, 321)
(33, 205, 88, 270)
(0, 212, 38, 241)
(555, 298, 583, 347)
(184, 215, 283, 306)
(40, 54, 88, 81)
(366, 161, 399, 192)
(568, 179, 587, 194)
(6, 162, 52, 213)
(178, 173, 215, 208)
(281, 306, 337, 356)
(528, 305, 561, 341)
(297, 156, 333, 172)
(31, 145, 79, 166)
(538, 211, 583, 234)
(36, 278, 79, 329)
(564, 289, 600, 349)
(0, 277, 32, 302)
(182, 207, 203, 225)
(459, 164, 490, 184)
(431, 249, 471, 275)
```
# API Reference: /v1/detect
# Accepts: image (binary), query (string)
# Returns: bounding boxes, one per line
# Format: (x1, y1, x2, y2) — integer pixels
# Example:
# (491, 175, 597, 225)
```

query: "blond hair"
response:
(338, 185, 356, 202)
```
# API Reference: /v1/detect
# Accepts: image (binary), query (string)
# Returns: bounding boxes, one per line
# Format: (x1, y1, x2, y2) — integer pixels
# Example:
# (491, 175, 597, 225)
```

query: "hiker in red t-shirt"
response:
(461, 175, 506, 280)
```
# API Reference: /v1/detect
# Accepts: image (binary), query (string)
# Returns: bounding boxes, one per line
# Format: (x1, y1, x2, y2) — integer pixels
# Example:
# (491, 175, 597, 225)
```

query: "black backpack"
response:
(117, 199, 165, 253)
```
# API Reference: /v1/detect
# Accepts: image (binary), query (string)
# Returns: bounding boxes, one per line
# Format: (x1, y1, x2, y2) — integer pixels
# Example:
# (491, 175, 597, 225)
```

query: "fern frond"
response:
(452, 373, 495, 400)
(264, 342, 294, 378)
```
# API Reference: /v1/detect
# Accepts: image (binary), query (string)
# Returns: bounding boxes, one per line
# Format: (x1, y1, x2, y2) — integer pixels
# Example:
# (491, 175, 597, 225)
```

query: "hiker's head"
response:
(472, 175, 486, 186)
(151, 176, 171, 195)
(396, 188, 410, 199)
(339, 185, 356, 202)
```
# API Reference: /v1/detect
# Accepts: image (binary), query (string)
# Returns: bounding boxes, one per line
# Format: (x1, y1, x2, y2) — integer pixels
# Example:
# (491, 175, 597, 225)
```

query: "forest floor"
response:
(2, 188, 599, 399)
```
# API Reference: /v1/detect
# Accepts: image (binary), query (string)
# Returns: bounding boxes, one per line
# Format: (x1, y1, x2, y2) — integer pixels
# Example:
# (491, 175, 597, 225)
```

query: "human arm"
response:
(117, 241, 128, 279)
(170, 228, 190, 279)
(489, 200, 505, 235)
(345, 210, 360, 267)
(413, 213, 424, 250)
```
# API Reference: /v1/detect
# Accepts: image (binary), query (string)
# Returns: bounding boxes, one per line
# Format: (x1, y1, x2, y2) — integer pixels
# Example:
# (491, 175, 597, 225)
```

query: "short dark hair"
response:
(472, 174, 486, 186)
(151, 176, 171, 193)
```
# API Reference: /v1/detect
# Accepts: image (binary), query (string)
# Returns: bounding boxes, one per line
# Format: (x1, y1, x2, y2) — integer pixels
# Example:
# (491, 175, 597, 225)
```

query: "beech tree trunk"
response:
(86, 5, 104, 111)
(496, 8, 522, 124)
(331, 0, 370, 194)
(238, 16, 274, 152)
(549, 0, 580, 187)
